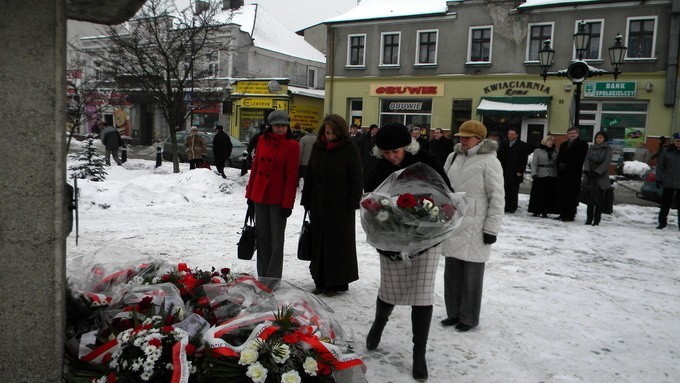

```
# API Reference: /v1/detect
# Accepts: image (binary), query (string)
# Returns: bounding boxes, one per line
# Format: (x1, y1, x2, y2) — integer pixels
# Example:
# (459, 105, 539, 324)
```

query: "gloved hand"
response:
(247, 199, 254, 208)
(282, 208, 292, 218)
(656, 181, 662, 188)
(588, 170, 598, 178)
(483, 233, 497, 245)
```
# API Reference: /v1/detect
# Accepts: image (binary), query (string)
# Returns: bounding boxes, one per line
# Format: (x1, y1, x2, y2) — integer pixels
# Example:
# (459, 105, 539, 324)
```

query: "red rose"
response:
(162, 325, 174, 333)
(178, 263, 191, 272)
(137, 296, 153, 311)
(282, 333, 300, 344)
(197, 297, 210, 307)
(396, 193, 417, 208)
(220, 267, 230, 275)
(441, 203, 456, 220)
(360, 198, 381, 212)
(185, 343, 197, 356)
(148, 338, 162, 348)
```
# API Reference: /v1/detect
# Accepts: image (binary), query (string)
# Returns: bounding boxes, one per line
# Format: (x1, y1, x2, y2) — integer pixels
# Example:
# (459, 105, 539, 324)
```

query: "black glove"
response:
(483, 233, 497, 245)
(282, 208, 292, 218)
(656, 181, 662, 188)
(588, 170, 598, 178)
(247, 199, 254, 208)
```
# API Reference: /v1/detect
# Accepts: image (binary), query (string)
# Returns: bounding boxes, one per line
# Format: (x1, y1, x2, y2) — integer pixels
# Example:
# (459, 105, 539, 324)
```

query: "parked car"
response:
(636, 168, 676, 208)
(162, 131, 247, 169)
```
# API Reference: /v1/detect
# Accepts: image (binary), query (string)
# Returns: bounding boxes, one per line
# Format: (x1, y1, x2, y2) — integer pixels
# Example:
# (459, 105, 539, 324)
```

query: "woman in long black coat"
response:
(301, 114, 363, 297)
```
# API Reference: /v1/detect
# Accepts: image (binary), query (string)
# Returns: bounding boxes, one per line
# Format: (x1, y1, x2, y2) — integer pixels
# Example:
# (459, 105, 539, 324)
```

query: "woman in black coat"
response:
(301, 114, 363, 297)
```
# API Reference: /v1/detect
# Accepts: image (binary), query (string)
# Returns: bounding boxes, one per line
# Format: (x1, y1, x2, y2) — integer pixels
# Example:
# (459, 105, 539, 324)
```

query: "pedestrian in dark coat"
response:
(655, 132, 680, 230)
(429, 128, 453, 166)
(212, 125, 233, 178)
(364, 122, 451, 381)
(357, 124, 379, 184)
(582, 131, 613, 226)
(301, 114, 363, 297)
(555, 127, 589, 221)
(497, 127, 529, 213)
(528, 135, 559, 217)
(245, 110, 299, 279)
(100, 123, 122, 166)
(410, 126, 430, 152)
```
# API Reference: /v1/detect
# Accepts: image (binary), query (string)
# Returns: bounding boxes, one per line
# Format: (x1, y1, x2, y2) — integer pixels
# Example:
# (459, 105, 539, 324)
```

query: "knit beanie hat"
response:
(268, 110, 290, 126)
(375, 123, 412, 150)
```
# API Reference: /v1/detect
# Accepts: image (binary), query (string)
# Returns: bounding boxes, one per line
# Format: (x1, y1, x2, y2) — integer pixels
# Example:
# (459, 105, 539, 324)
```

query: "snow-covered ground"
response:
(66, 159, 680, 383)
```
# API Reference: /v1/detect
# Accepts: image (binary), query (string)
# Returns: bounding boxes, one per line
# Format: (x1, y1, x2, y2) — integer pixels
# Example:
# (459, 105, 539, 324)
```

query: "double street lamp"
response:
(538, 21, 628, 129)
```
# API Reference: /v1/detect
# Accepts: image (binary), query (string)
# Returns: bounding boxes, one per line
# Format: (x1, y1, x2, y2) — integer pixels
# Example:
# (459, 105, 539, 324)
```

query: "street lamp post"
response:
(538, 21, 627, 130)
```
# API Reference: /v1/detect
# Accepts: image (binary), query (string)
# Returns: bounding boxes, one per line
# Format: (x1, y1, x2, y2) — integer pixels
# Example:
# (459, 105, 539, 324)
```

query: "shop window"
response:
(451, 99, 472, 133)
(348, 98, 363, 127)
(380, 32, 401, 66)
(379, 98, 432, 130)
(347, 34, 366, 67)
(416, 30, 438, 65)
(527, 23, 553, 62)
(575, 20, 603, 60)
(626, 17, 656, 59)
(468, 26, 492, 63)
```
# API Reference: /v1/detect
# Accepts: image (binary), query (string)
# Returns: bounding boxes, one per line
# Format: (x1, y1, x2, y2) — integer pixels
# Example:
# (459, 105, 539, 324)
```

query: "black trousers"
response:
(215, 158, 227, 176)
(658, 187, 680, 226)
(504, 181, 520, 213)
(443, 257, 485, 327)
(189, 159, 202, 169)
(253, 203, 288, 279)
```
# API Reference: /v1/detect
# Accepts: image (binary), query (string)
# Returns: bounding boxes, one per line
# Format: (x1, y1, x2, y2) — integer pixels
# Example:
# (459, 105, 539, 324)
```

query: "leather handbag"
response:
(297, 210, 312, 261)
(237, 205, 257, 260)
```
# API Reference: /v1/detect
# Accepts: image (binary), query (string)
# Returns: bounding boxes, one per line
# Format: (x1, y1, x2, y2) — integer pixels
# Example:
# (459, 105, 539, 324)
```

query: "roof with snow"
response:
(324, 0, 449, 24)
(517, 0, 604, 9)
(219, 4, 325, 63)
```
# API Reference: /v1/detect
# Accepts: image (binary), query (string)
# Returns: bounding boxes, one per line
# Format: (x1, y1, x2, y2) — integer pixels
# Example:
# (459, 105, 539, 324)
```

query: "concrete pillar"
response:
(0, 0, 68, 381)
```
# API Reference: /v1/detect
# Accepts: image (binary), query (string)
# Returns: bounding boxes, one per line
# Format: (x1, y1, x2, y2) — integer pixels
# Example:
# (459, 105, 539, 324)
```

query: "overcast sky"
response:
(247, 0, 359, 31)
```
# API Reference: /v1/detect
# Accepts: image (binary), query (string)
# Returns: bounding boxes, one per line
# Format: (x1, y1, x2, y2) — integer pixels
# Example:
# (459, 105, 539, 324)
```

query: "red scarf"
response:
(321, 135, 342, 151)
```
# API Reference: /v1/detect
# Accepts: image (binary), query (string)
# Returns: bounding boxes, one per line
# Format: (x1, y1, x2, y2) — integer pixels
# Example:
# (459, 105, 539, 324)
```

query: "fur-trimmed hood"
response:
(371, 138, 420, 158)
(453, 139, 498, 156)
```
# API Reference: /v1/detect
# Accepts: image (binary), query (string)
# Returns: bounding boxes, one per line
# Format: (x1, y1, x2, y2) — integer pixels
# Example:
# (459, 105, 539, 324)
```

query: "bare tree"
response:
(85, 0, 229, 173)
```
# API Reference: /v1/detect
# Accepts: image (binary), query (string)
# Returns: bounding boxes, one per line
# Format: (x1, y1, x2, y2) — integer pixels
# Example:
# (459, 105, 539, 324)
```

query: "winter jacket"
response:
(100, 125, 121, 150)
(497, 139, 529, 185)
(357, 134, 379, 179)
(583, 142, 613, 190)
(530, 145, 558, 178)
(430, 136, 453, 167)
(299, 134, 316, 166)
(442, 140, 504, 263)
(657, 144, 680, 189)
(184, 134, 207, 160)
(212, 131, 233, 162)
(245, 132, 299, 209)
(301, 139, 363, 287)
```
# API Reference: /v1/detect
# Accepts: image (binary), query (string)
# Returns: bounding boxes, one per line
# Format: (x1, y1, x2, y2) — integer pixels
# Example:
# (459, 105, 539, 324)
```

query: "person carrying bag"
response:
(297, 210, 312, 261)
(237, 204, 257, 260)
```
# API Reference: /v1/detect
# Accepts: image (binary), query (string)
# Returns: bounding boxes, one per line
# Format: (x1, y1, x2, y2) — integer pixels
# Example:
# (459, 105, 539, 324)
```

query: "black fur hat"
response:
(375, 123, 412, 150)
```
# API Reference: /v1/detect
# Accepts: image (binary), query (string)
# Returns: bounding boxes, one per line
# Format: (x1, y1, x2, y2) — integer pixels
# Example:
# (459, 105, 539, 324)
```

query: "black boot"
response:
(592, 207, 602, 226)
(366, 297, 394, 350)
(412, 305, 433, 381)
(585, 205, 594, 225)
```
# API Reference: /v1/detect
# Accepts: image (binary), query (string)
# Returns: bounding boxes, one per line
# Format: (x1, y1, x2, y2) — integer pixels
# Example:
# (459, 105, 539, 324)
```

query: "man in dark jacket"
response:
(213, 125, 233, 178)
(357, 124, 380, 183)
(410, 126, 430, 152)
(429, 128, 453, 166)
(555, 127, 589, 221)
(100, 123, 122, 166)
(497, 127, 529, 213)
(655, 132, 680, 230)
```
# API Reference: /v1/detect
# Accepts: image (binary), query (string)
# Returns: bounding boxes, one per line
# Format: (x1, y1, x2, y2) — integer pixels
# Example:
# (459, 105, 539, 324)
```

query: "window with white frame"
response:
(468, 26, 492, 63)
(527, 23, 553, 61)
(574, 20, 603, 60)
(626, 16, 657, 59)
(416, 29, 438, 65)
(347, 34, 366, 66)
(206, 52, 219, 78)
(307, 67, 317, 88)
(380, 32, 401, 66)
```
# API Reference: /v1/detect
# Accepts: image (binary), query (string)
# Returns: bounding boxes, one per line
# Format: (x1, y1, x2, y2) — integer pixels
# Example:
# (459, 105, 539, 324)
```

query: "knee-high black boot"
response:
(366, 297, 395, 350)
(412, 305, 433, 381)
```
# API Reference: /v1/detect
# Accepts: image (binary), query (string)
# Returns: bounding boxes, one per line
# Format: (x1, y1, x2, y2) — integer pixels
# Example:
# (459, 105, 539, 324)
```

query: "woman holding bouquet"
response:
(441, 120, 504, 332)
(301, 114, 363, 297)
(364, 122, 451, 381)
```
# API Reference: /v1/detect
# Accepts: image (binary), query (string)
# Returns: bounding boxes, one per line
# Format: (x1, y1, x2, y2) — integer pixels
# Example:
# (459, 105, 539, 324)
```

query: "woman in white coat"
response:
(441, 120, 504, 332)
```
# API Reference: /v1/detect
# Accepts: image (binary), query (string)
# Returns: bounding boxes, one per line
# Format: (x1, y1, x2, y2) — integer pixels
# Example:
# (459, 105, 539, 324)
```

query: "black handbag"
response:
(237, 205, 257, 260)
(297, 210, 312, 261)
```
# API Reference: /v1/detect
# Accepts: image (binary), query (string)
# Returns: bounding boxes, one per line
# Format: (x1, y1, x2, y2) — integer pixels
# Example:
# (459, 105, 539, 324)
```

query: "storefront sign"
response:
(370, 84, 443, 96)
(584, 81, 637, 97)
(482, 81, 551, 95)
(236, 81, 286, 95)
(241, 98, 273, 108)
(380, 99, 433, 113)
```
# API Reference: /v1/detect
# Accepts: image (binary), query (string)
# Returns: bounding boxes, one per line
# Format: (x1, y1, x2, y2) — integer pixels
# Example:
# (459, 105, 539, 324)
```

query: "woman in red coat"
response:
(245, 110, 300, 279)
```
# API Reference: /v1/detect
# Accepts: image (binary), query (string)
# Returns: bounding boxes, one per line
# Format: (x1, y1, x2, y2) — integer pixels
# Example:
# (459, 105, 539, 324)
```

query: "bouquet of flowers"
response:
(65, 259, 366, 383)
(360, 162, 466, 258)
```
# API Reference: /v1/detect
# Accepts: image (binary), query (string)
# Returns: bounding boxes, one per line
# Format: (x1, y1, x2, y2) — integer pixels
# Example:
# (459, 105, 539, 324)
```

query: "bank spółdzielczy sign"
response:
(584, 81, 637, 98)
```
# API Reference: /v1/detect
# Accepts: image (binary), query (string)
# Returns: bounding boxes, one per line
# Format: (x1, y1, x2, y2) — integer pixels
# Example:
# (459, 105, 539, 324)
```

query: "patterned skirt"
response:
(378, 246, 440, 306)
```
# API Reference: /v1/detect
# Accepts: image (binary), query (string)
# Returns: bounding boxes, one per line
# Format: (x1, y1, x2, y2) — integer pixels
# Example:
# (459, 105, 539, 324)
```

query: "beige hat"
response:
(454, 120, 487, 140)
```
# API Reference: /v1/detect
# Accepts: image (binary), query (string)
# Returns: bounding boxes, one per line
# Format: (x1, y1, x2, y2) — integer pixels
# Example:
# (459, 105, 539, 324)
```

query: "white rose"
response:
(245, 362, 268, 383)
(281, 370, 302, 383)
(380, 198, 390, 206)
(239, 347, 259, 365)
(376, 210, 390, 222)
(272, 343, 291, 364)
(422, 199, 433, 209)
(430, 206, 439, 216)
(303, 356, 318, 376)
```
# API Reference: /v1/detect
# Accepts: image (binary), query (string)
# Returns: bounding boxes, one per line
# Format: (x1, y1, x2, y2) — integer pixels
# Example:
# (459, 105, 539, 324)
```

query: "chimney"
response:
(222, 0, 244, 10)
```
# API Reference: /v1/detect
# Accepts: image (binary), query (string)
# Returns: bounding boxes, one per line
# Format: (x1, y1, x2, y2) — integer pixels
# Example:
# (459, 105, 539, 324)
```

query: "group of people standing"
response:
(244, 111, 505, 381)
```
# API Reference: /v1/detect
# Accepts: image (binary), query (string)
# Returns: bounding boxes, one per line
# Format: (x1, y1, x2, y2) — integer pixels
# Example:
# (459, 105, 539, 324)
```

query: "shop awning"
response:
(476, 96, 551, 117)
